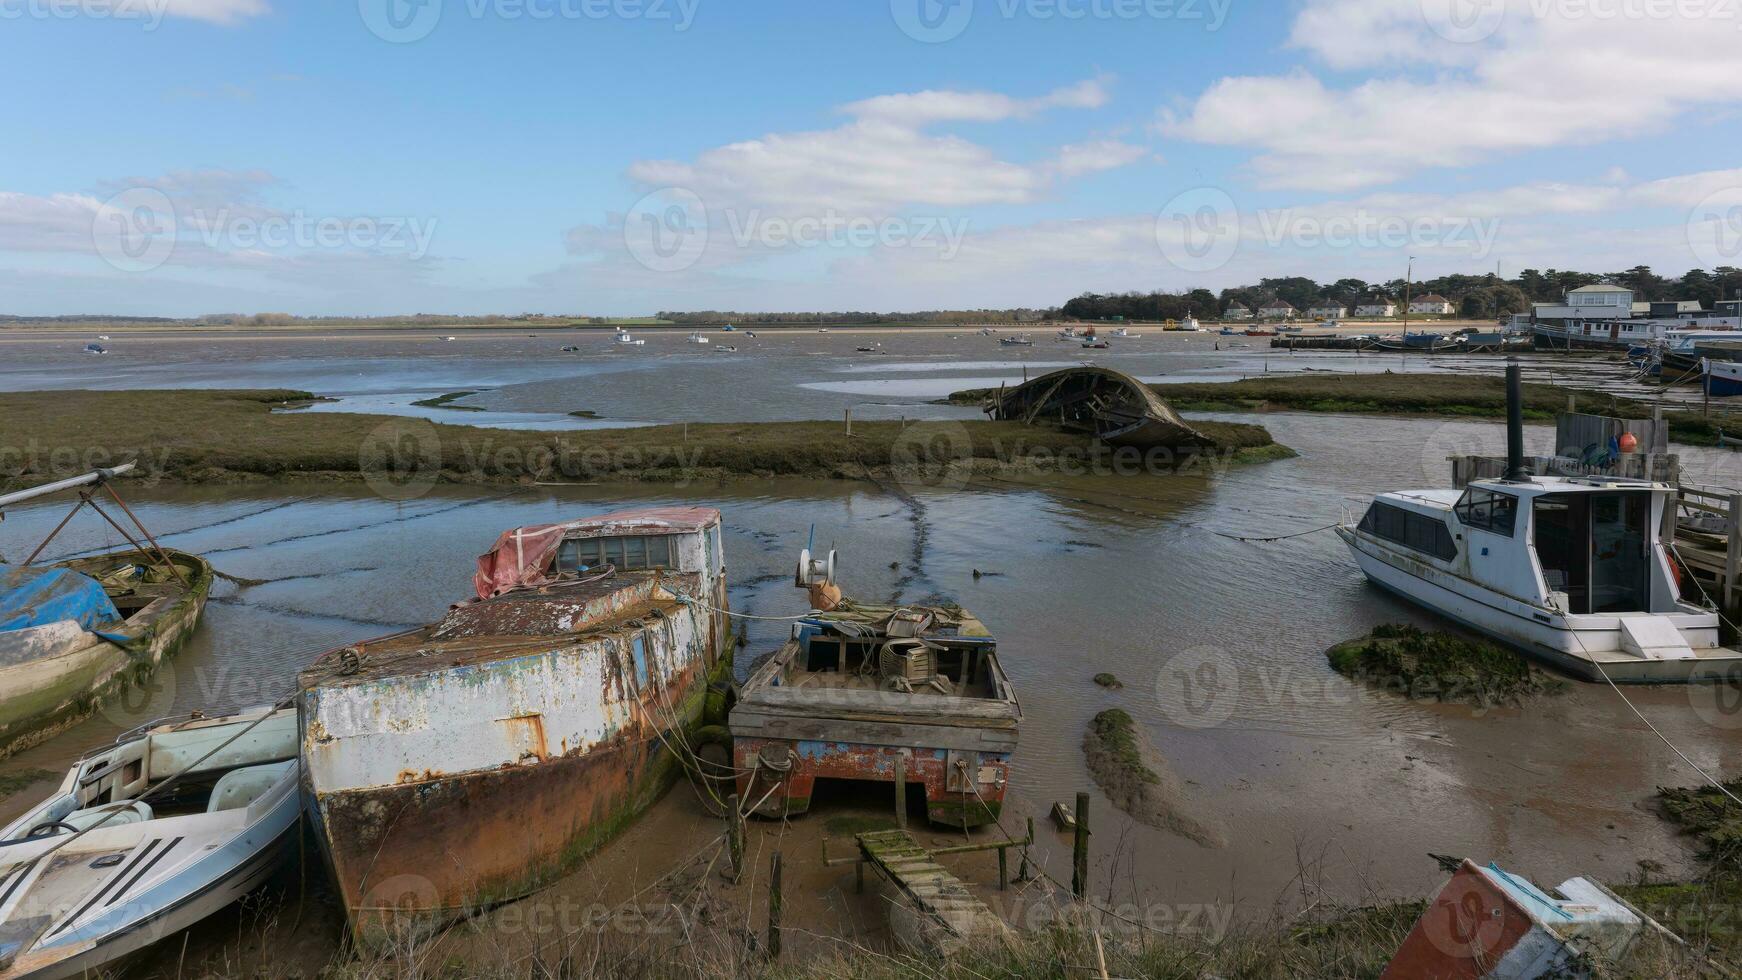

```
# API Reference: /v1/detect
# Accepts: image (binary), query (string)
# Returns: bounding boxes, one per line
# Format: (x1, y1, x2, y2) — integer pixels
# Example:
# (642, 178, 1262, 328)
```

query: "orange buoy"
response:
(1618, 432, 1639, 453)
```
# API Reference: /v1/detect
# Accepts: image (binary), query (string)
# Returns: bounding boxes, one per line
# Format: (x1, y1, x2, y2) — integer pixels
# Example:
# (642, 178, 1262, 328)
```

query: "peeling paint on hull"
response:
(733, 738, 1008, 827)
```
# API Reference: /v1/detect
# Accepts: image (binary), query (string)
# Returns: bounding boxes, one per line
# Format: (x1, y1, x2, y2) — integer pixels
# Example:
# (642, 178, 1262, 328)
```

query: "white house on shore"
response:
(1530, 283, 1635, 321)
(1222, 306, 1254, 319)
(1409, 293, 1454, 315)
(1355, 302, 1396, 317)
(1258, 301, 1296, 319)
(1307, 303, 1345, 319)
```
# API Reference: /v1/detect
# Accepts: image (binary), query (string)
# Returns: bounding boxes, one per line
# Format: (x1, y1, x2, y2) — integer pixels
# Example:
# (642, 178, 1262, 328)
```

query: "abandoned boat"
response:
(0, 706, 299, 979)
(981, 367, 1216, 452)
(0, 466, 213, 761)
(1338, 366, 1742, 683)
(298, 507, 732, 946)
(730, 548, 1019, 828)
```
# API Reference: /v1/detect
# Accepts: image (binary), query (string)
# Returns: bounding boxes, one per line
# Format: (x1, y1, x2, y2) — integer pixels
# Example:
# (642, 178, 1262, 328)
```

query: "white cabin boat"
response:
(0, 707, 299, 978)
(614, 330, 645, 346)
(687, 332, 710, 344)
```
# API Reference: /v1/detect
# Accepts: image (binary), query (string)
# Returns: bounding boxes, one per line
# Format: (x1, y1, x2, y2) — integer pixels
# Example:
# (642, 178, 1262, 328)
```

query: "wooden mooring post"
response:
(894, 752, 908, 830)
(727, 793, 744, 883)
(1071, 791, 1090, 900)
(767, 851, 784, 959)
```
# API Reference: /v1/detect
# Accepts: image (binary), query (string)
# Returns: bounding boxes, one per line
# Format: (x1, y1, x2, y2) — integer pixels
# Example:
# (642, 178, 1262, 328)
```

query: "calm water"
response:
(3, 327, 1737, 940)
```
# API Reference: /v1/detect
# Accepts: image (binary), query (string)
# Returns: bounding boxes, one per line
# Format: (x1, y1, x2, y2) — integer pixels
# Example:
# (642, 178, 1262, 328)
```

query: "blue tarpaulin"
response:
(0, 565, 126, 642)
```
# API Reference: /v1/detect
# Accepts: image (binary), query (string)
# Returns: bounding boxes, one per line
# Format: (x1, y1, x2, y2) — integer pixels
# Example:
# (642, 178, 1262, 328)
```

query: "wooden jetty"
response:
(824, 828, 1019, 951)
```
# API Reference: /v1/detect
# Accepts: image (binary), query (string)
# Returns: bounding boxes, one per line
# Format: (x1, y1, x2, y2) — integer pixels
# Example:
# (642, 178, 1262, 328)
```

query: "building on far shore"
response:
(1222, 305, 1254, 319)
(1409, 294, 1454, 315)
(1355, 302, 1396, 317)
(1257, 301, 1296, 319)
(1307, 303, 1345, 319)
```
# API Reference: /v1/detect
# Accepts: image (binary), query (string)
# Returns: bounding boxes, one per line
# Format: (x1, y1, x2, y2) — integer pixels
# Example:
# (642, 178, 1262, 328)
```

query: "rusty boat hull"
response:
(297, 508, 730, 948)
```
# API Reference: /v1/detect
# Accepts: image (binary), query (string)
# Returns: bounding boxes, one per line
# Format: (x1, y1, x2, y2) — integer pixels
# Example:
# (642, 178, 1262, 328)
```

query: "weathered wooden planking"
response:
(728, 709, 1019, 751)
(857, 829, 1008, 948)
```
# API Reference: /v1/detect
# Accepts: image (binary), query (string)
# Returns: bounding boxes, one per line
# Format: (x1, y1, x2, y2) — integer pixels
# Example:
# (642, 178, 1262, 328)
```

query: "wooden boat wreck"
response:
(0, 465, 213, 762)
(730, 550, 1019, 828)
(0, 706, 299, 979)
(980, 366, 1214, 451)
(298, 507, 732, 946)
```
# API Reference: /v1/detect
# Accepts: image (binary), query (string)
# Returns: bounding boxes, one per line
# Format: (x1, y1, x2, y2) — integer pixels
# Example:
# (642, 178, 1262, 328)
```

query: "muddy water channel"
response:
(2, 328, 1737, 967)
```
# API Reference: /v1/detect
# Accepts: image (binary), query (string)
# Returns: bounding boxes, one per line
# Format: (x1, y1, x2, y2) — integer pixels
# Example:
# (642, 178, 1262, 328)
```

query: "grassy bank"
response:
(1327, 624, 1564, 706)
(0, 389, 1286, 490)
(950, 373, 1739, 446)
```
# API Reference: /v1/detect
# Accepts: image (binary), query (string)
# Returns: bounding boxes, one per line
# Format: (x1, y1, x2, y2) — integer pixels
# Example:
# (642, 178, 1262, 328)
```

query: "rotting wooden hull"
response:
(299, 590, 729, 949)
(0, 549, 212, 761)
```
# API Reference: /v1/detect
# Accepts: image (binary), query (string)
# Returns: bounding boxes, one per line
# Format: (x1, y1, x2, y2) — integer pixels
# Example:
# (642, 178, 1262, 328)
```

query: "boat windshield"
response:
(1533, 491, 1651, 614)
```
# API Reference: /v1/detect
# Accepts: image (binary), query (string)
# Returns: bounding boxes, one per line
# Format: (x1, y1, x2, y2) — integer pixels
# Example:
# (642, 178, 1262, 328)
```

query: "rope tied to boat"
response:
(1209, 520, 1342, 543)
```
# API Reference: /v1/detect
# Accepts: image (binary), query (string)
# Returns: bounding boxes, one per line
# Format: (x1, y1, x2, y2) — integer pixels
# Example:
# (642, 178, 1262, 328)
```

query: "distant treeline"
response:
(1063, 265, 1742, 321)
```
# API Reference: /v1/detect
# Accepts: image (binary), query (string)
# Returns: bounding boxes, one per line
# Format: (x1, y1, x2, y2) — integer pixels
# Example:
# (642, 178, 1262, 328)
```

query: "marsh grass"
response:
(1326, 624, 1565, 707)
(0, 389, 1284, 489)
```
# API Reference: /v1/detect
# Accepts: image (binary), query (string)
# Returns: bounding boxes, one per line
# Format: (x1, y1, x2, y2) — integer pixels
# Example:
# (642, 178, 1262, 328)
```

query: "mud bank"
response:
(1327, 624, 1566, 707)
(1083, 709, 1224, 848)
(0, 389, 1287, 490)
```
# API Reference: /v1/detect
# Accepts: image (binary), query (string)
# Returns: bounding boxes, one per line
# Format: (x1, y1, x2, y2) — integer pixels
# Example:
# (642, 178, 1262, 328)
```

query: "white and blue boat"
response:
(1704, 358, 1742, 397)
(0, 706, 299, 978)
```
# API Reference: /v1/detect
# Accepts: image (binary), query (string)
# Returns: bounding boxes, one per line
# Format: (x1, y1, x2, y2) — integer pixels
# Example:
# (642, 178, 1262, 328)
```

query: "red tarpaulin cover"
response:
(472, 507, 719, 599)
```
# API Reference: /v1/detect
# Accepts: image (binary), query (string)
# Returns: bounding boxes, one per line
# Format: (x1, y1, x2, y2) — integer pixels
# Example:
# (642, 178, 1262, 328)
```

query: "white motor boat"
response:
(0, 706, 300, 978)
(687, 332, 710, 345)
(614, 331, 645, 347)
(1338, 366, 1742, 683)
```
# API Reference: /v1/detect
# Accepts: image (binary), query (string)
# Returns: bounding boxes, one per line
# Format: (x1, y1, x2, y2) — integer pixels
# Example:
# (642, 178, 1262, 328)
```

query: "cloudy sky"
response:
(5, 0, 1742, 316)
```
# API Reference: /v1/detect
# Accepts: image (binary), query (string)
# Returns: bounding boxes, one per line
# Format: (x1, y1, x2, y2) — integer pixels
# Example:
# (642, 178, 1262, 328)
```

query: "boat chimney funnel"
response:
(1505, 360, 1529, 482)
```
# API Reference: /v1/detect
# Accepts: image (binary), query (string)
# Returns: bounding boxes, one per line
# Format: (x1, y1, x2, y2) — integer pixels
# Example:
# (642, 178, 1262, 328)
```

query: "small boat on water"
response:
(1, 466, 213, 761)
(1110, 327, 1131, 338)
(82, 344, 106, 355)
(0, 705, 300, 979)
(687, 331, 710, 344)
(1338, 365, 1742, 683)
(560, 345, 580, 352)
(855, 344, 881, 353)
(716, 345, 737, 353)
(1081, 340, 1110, 349)
(999, 336, 1033, 347)
(1704, 357, 1742, 397)
(731, 546, 1019, 828)
(299, 507, 733, 947)
(1245, 328, 1277, 337)
(1218, 326, 1239, 336)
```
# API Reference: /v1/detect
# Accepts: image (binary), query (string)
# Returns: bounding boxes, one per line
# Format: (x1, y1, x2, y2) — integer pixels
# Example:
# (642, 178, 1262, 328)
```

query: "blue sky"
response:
(4, 0, 1742, 316)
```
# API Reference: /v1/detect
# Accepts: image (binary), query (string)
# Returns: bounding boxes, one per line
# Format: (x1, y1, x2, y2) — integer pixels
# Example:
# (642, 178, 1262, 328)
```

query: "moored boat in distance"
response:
(1, 466, 213, 761)
(298, 507, 732, 947)
(998, 335, 1033, 347)
(1337, 365, 1742, 683)
(614, 330, 646, 346)
(730, 547, 1019, 827)
(0, 706, 301, 979)
(1705, 357, 1742, 397)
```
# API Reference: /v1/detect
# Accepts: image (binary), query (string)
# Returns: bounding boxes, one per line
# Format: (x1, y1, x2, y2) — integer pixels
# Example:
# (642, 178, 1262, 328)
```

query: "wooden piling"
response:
(1017, 816, 1034, 882)
(728, 793, 744, 883)
(768, 851, 784, 959)
(894, 753, 908, 830)
(1071, 791, 1090, 900)
(845, 407, 852, 436)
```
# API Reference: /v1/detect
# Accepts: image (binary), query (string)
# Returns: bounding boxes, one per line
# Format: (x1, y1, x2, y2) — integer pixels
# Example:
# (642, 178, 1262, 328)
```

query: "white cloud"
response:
(626, 78, 1137, 215)
(159, 0, 271, 24)
(1051, 140, 1149, 178)
(1167, 0, 1742, 191)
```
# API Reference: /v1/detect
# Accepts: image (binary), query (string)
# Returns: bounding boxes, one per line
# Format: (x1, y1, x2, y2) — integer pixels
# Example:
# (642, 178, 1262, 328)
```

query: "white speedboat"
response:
(687, 332, 710, 345)
(614, 331, 645, 347)
(1338, 366, 1742, 683)
(0, 706, 299, 977)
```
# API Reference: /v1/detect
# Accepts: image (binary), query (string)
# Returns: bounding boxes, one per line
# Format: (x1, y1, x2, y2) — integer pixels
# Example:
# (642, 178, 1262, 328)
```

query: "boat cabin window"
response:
(556, 534, 676, 572)
(1533, 491, 1650, 614)
(1358, 502, 1457, 561)
(1454, 488, 1518, 536)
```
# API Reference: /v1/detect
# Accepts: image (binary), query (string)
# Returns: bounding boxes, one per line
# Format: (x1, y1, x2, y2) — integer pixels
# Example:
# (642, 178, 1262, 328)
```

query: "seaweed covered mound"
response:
(1659, 778, 1742, 877)
(1083, 709, 1224, 847)
(1326, 624, 1563, 706)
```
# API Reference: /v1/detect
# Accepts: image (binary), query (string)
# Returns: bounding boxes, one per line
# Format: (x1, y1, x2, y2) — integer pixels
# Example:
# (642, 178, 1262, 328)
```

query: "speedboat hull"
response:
(1338, 527, 1742, 683)
(0, 707, 300, 979)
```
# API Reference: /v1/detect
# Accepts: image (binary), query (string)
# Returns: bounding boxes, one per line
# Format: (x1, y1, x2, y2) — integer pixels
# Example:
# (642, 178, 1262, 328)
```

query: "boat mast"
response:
(1504, 361, 1531, 483)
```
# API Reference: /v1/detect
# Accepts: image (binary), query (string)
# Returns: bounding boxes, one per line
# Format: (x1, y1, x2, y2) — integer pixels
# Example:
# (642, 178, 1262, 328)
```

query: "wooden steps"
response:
(856, 829, 1007, 949)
